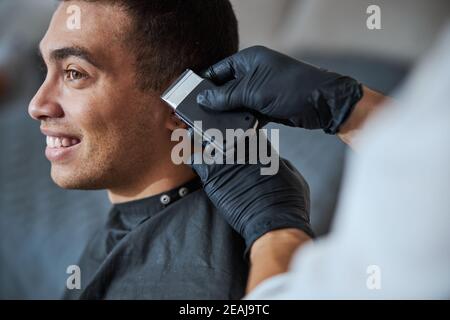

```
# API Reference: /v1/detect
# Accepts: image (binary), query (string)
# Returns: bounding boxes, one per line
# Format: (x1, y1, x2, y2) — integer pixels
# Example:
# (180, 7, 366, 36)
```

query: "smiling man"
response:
(28, 0, 250, 299)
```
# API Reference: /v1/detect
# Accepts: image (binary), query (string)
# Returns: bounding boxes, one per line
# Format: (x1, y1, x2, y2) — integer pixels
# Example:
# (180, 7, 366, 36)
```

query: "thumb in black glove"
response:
(197, 46, 363, 134)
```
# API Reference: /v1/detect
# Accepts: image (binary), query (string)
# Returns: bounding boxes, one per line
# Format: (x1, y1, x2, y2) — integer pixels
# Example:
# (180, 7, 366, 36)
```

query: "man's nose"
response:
(28, 81, 64, 121)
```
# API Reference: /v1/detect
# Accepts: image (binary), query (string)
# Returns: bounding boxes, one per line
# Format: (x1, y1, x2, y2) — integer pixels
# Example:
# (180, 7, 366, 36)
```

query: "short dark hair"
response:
(62, 0, 239, 92)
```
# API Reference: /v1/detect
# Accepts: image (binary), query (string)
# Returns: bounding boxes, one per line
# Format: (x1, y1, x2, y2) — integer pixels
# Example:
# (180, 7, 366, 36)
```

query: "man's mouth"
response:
(41, 128, 82, 162)
(46, 136, 81, 148)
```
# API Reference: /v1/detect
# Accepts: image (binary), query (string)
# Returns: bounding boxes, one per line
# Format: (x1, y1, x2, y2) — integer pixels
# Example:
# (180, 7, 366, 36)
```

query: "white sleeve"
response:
(246, 23, 450, 300)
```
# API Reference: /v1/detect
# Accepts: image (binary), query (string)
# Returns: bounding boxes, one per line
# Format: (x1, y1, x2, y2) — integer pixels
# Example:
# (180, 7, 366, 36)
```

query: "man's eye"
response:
(64, 69, 87, 81)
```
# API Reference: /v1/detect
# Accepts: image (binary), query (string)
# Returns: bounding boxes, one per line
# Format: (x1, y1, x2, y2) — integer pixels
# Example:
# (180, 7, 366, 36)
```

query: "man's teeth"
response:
(46, 136, 80, 148)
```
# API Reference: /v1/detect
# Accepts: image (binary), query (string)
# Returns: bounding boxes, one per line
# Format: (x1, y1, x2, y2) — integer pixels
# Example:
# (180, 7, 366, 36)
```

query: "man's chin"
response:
(50, 167, 105, 190)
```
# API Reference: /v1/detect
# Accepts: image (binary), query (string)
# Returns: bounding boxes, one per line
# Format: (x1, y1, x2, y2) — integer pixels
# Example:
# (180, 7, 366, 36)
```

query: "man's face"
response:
(29, 1, 174, 191)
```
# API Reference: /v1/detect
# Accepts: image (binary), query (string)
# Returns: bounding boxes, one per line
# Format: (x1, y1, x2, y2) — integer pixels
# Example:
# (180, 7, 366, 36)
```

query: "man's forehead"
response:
(41, 1, 128, 53)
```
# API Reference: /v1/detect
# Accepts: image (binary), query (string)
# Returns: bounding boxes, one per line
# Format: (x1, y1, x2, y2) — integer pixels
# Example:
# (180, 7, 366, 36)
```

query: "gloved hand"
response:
(190, 146, 314, 254)
(197, 46, 363, 134)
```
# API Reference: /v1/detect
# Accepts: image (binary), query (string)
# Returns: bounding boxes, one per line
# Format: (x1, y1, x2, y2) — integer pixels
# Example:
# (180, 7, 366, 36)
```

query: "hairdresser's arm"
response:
(336, 86, 388, 146)
(246, 228, 311, 293)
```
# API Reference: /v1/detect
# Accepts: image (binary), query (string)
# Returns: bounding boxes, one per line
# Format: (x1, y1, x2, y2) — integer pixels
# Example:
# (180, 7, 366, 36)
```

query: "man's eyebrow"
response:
(48, 46, 101, 68)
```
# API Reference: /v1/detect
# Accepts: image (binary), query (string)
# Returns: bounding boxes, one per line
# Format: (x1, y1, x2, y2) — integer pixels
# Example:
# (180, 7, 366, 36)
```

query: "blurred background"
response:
(0, 0, 448, 299)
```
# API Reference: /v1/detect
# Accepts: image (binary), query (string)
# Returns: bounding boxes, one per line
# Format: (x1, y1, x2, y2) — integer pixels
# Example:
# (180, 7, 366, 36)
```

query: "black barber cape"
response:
(64, 178, 248, 299)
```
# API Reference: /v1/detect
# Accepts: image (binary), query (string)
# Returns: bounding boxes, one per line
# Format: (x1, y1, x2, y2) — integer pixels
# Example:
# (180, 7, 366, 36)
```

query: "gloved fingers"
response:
(197, 77, 247, 112)
(199, 50, 249, 84)
(200, 59, 235, 85)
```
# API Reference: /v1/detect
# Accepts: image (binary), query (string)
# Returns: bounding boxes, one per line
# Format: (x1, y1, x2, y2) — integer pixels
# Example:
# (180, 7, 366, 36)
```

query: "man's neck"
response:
(107, 163, 196, 204)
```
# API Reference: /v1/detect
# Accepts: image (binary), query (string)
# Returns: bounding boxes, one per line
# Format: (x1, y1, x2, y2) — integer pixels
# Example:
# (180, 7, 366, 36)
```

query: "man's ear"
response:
(165, 111, 188, 132)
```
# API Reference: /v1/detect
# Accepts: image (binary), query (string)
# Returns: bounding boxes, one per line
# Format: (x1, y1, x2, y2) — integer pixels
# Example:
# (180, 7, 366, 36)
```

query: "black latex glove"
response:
(190, 147, 314, 254)
(197, 46, 363, 134)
